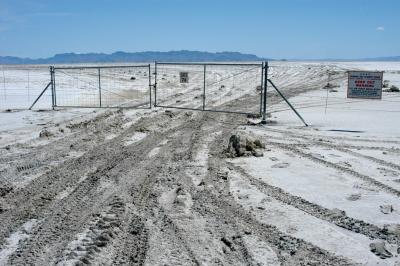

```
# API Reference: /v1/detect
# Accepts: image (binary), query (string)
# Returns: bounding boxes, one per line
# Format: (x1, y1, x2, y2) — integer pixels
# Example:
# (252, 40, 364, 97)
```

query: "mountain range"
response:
(0, 51, 266, 64)
(1, 51, 400, 64)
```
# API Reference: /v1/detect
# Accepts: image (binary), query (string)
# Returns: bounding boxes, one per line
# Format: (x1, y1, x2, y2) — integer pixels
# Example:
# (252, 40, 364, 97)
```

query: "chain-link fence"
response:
(0, 65, 51, 109)
(2, 62, 265, 114)
(155, 62, 263, 115)
(53, 65, 152, 108)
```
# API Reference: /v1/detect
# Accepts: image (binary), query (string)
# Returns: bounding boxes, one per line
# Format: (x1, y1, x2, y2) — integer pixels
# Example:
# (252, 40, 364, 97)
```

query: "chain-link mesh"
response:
(204, 64, 262, 114)
(54, 65, 151, 108)
(155, 64, 205, 110)
(0, 65, 51, 110)
(155, 63, 263, 115)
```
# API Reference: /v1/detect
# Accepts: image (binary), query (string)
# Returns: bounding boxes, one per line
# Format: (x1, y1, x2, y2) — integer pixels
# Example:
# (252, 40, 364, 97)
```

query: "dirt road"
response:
(0, 104, 354, 265)
(2, 64, 392, 265)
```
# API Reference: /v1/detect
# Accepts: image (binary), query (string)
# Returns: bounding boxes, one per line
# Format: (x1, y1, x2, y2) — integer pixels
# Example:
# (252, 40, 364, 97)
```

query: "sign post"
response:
(347, 71, 383, 99)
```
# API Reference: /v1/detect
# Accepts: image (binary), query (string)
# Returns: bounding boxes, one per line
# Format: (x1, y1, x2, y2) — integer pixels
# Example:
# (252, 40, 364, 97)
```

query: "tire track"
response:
(269, 141, 400, 197)
(227, 162, 400, 245)
(327, 146, 400, 172)
(56, 196, 127, 265)
(263, 128, 400, 172)
(159, 212, 201, 266)
(266, 127, 400, 146)
(0, 111, 194, 264)
(193, 189, 352, 265)
(195, 113, 353, 265)
(0, 110, 186, 244)
(1, 64, 360, 265)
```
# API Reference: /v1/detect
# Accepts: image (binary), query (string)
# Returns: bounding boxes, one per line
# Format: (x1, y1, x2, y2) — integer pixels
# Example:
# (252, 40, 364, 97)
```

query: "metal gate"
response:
(52, 65, 152, 108)
(154, 62, 263, 115)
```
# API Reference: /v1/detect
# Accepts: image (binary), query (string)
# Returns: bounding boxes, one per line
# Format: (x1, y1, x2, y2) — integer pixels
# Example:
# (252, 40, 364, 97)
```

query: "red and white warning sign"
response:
(347, 71, 383, 99)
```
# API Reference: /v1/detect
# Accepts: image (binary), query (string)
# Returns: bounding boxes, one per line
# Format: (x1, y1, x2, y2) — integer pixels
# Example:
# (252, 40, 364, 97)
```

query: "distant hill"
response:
(357, 56, 400, 62)
(289, 56, 400, 62)
(0, 50, 266, 64)
(2, 51, 399, 64)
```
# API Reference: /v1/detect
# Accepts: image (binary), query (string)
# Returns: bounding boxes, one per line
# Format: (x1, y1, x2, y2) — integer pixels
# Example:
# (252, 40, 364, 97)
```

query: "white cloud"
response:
(376, 26, 385, 31)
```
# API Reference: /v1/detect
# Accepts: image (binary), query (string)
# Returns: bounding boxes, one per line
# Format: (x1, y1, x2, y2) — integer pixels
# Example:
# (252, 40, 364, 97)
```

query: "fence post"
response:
(98, 68, 102, 107)
(148, 64, 152, 108)
(50, 66, 55, 110)
(261, 61, 268, 124)
(154, 61, 157, 107)
(260, 62, 264, 116)
(52, 66, 57, 109)
(203, 64, 206, 111)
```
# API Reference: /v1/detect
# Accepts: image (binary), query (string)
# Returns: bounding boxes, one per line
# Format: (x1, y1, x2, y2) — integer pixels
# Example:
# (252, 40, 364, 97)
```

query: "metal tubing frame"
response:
(148, 64, 152, 108)
(261, 61, 268, 123)
(51, 62, 264, 114)
(53, 66, 57, 107)
(154, 61, 157, 107)
(53, 65, 150, 70)
(27, 62, 308, 128)
(156, 62, 262, 66)
(54, 105, 150, 109)
(154, 62, 263, 115)
(267, 78, 308, 127)
(203, 64, 206, 111)
(259, 62, 264, 115)
(50, 66, 55, 109)
(53, 64, 152, 109)
(156, 105, 257, 116)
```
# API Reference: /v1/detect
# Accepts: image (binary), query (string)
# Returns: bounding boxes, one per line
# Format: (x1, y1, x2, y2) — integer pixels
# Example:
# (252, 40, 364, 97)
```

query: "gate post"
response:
(203, 64, 206, 111)
(261, 61, 269, 124)
(260, 62, 264, 115)
(53, 66, 58, 108)
(148, 64, 152, 108)
(98, 68, 102, 107)
(154, 61, 157, 107)
(50, 66, 55, 110)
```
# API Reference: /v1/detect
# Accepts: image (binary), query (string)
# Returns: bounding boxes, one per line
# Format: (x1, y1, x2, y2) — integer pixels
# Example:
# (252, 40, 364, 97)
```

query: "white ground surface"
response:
(0, 109, 100, 147)
(1, 61, 400, 265)
(270, 62, 400, 134)
(232, 62, 400, 265)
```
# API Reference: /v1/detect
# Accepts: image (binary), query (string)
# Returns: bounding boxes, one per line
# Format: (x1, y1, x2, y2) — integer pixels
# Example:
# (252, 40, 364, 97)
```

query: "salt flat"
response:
(0, 62, 399, 265)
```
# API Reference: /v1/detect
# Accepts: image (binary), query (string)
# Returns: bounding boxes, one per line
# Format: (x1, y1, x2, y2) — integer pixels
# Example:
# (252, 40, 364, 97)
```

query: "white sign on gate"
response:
(347, 71, 383, 99)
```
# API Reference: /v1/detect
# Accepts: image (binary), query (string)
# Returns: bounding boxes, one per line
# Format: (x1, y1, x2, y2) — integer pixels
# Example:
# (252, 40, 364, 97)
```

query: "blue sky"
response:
(0, 0, 398, 59)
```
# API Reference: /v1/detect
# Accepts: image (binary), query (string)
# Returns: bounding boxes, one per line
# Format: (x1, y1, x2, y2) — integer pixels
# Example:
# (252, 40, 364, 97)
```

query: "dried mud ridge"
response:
(0, 68, 384, 265)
